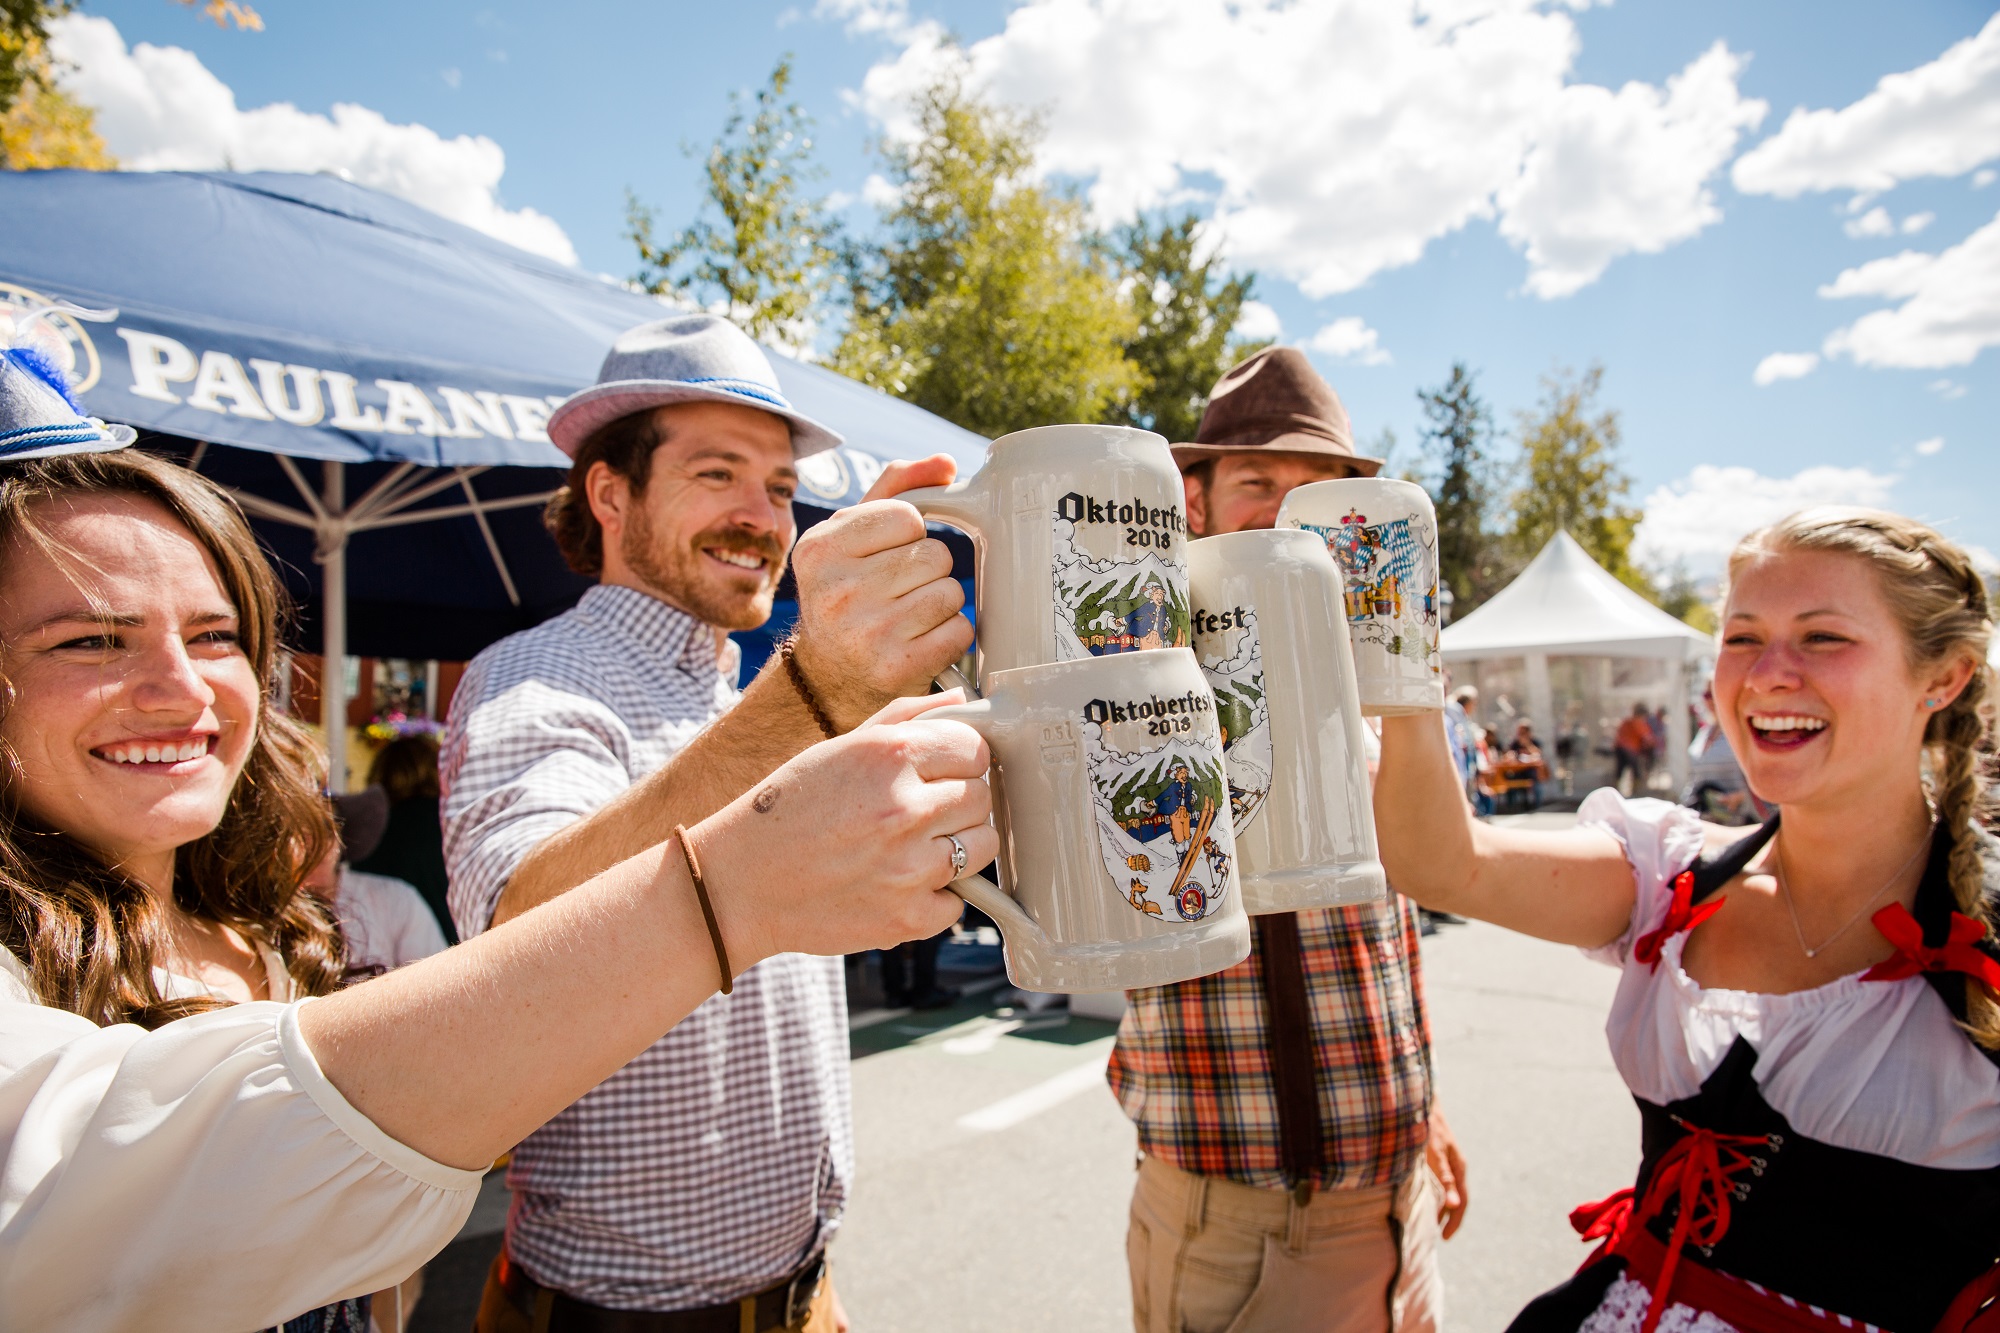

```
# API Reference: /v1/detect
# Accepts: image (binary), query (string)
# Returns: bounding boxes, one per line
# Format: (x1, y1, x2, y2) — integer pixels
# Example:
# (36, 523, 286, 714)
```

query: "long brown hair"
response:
(1730, 506, 1998, 1047)
(0, 451, 343, 1027)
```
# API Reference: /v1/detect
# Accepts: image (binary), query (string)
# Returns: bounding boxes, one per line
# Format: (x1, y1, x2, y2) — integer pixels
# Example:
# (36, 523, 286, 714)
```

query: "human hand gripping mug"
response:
(1187, 529, 1386, 913)
(898, 424, 1193, 686)
(1276, 478, 1445, 715)
(925, 648, 1252, 993)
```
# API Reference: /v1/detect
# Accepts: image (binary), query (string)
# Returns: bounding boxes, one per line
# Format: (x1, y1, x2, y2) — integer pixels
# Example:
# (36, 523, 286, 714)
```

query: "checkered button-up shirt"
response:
(1108, 897, 1432, 1192)
(442, 584, 852, 1311)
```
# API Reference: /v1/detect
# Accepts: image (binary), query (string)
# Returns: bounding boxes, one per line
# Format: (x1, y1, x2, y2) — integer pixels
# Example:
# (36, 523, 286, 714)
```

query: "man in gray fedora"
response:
(1112, 347, 1467, 1333)
(445, 313, 971, 1332)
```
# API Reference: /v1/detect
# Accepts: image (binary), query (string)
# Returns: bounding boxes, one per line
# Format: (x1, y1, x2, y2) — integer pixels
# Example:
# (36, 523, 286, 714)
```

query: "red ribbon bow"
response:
(1862, 902, 2000, 993)
(1633, 871, 1724, 972)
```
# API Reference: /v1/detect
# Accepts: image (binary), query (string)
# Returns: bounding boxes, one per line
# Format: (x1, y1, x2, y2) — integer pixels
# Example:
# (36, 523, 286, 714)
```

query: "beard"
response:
(621, 504, 789, 631)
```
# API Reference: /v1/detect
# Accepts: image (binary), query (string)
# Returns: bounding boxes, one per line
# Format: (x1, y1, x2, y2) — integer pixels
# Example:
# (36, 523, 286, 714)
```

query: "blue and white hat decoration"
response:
(547, 312, 843, 460)
(0, 301, 135, 461)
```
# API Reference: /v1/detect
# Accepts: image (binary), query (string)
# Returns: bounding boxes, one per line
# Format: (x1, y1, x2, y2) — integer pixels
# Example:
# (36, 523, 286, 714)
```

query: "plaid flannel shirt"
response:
(1108, 895, 1432, 1192)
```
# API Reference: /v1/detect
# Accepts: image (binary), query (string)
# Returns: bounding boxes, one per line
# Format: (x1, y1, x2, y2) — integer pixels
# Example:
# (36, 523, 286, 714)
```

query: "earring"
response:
(1927, 699, 1944, 709)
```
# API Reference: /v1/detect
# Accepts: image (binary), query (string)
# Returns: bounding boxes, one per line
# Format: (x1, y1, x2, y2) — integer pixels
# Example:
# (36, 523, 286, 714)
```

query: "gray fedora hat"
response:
(547, 313, 843, 459)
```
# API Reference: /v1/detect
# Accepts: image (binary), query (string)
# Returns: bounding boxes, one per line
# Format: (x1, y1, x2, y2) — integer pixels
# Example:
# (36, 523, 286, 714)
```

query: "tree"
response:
(3, 0, 254, 161)
(0, 0, 69, 119)
(1415, 362, 1510, 617)
(832, 67, 1140, 437)
(1109, 213, 1265, 442)
(626, 56, 835, 346)
(1655, 564, 1718, 634)
(1508, 364, 1652, 596)
(0, 67, 109, 167)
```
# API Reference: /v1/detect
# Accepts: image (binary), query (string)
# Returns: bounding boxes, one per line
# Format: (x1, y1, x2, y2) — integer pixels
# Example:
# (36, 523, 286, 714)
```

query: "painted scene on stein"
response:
(1083, 695, 1235, 925)
(1303, 510, 1440, 666)
(1192, 601, 1273, 838)
(1050, 492, 1191, 661)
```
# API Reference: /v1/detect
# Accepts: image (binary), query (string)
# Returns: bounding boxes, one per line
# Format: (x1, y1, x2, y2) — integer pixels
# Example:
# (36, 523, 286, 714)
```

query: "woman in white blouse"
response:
(0, 448, 994, 1332)
(1375, 508, 2000, 1332)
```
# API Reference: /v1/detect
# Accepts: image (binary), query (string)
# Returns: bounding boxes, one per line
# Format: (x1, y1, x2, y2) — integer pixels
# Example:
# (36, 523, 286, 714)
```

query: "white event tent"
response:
(1441, 531, 1713, 796)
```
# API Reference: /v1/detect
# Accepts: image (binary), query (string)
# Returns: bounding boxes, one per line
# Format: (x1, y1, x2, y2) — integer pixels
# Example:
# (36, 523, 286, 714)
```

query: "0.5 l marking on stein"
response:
(1039, 720, 1078, 767)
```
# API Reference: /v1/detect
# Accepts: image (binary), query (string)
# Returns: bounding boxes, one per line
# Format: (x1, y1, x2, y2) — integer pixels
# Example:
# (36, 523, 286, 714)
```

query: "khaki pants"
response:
(472, 1253, 838, 1333)
(1126, 1156, 1442, 1333)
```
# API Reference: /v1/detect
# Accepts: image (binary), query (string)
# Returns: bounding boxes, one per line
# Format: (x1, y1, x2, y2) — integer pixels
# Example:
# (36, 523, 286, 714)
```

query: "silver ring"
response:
(945, 834, 968, 877)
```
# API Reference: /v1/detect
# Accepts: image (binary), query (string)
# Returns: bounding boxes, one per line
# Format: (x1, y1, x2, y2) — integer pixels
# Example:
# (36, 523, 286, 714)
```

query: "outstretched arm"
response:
(1374, 713, 1636, 948)
(313, 696, 991, 1169)
(486, 456, 972, 928)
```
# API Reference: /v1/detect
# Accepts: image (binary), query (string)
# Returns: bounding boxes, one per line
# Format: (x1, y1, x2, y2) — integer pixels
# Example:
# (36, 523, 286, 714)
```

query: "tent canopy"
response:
(1442, 531, 1711, 661)
(0, 169, 985, 490)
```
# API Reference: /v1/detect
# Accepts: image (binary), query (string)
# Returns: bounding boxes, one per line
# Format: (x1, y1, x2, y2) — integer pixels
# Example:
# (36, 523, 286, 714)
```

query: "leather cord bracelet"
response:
(672, 824, 733, 995)
(778, 636, 840, 740)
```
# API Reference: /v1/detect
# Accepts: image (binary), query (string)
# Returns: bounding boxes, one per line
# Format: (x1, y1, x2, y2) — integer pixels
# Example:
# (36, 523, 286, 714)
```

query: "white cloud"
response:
(1634, 464, 1898, 573)
(1978, 168, 1998, 188)
(1752, 351, 1819, 385)
(440, 67, 462, 91)
(840, 1, 1760, 300)
(1497, 42, 1767, 298)
(1915, 435, 1946, 455)
(1930, 377, 1970, 398)
(1308, 316, 1390, 365)
(1733, 12, 2000, 197)
(1234, 300, 1282, 342)
(1844, 206, 1895, 238)
(49, 15, 576, 265)
(1903, 210, 1936, 234)
(1820, 209, 2000, 368)
(860, 172, 902, 209)
(817, 0, 926, 43)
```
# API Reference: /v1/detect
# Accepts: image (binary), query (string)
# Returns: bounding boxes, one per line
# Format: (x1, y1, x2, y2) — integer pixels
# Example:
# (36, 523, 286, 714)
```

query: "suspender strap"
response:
(1255, 912, 1327, 1203)
(1687, 814, 1780, 903)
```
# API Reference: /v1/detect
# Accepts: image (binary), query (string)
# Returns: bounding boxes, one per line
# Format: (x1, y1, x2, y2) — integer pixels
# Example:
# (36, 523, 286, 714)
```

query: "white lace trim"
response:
(1579, 1275, 1740, 1333)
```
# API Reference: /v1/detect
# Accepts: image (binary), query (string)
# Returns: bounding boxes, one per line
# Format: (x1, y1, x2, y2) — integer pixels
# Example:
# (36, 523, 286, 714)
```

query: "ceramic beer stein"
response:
(899, 424, 1193, 685)
(927, 648, 1251, 993)
(1277, 478, 1444, 714)
(1187, 530, 1386, 912)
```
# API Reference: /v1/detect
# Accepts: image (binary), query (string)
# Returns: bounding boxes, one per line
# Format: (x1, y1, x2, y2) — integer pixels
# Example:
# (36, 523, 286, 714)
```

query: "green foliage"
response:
(626, 56, 835, 345)
(1656, 564, 1718, 634)
(1509, 365, 1653, 598)
(0, 0, 68, 119)
(1109, 213, 1266, 442)
(832, 66, 1141, 437)
(1416, 362, 1511, 619)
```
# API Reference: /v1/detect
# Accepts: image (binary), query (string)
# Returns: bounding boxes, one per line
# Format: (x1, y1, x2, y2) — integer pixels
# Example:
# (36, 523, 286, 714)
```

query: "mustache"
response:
(692, 526, 788, 569)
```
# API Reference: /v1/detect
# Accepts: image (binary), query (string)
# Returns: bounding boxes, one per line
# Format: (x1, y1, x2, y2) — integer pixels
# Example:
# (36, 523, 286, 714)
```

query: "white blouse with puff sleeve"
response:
(0, 949, 481, 1332)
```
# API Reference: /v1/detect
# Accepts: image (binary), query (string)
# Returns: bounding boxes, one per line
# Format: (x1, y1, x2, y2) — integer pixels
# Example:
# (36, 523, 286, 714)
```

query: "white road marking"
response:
(941, 1017, 1024, 1055)
(956, 1049, 1113, 1133)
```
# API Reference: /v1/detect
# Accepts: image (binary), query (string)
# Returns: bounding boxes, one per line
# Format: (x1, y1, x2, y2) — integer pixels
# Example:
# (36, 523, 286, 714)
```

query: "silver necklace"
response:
(1771, 825, 1934, 959)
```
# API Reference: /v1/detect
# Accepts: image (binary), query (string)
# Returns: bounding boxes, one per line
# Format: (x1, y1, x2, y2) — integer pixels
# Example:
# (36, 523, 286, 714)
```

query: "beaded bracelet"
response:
(778, 637, 840, 740)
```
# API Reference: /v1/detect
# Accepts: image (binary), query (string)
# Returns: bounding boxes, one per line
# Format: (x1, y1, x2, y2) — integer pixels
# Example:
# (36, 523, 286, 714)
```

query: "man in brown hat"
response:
(1108, 347, 1466, 1333)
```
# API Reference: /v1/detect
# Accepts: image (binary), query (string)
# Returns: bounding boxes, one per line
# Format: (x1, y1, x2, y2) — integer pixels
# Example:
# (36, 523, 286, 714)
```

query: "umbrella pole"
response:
(321, 461, 349, 792)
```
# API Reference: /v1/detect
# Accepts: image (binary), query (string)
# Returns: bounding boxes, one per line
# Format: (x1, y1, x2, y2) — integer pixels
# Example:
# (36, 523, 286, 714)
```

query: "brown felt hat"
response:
(1171, 347, 1383, 476)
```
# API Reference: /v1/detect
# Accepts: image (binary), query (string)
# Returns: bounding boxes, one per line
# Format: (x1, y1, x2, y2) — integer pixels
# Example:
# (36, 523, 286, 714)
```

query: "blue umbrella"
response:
(0, 169, 985, 782)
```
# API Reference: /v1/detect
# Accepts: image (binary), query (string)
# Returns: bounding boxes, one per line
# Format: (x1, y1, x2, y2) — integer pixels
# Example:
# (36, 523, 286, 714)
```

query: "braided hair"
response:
(1730, 506, 1998, 1047)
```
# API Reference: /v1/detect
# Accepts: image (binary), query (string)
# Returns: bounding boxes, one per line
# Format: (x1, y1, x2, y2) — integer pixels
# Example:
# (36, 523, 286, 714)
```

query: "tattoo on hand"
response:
(753, 785, 781, 814)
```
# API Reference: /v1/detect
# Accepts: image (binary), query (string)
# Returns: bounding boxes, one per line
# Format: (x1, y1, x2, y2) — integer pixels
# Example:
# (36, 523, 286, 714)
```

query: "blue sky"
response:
(59, 0, 2000, 573)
